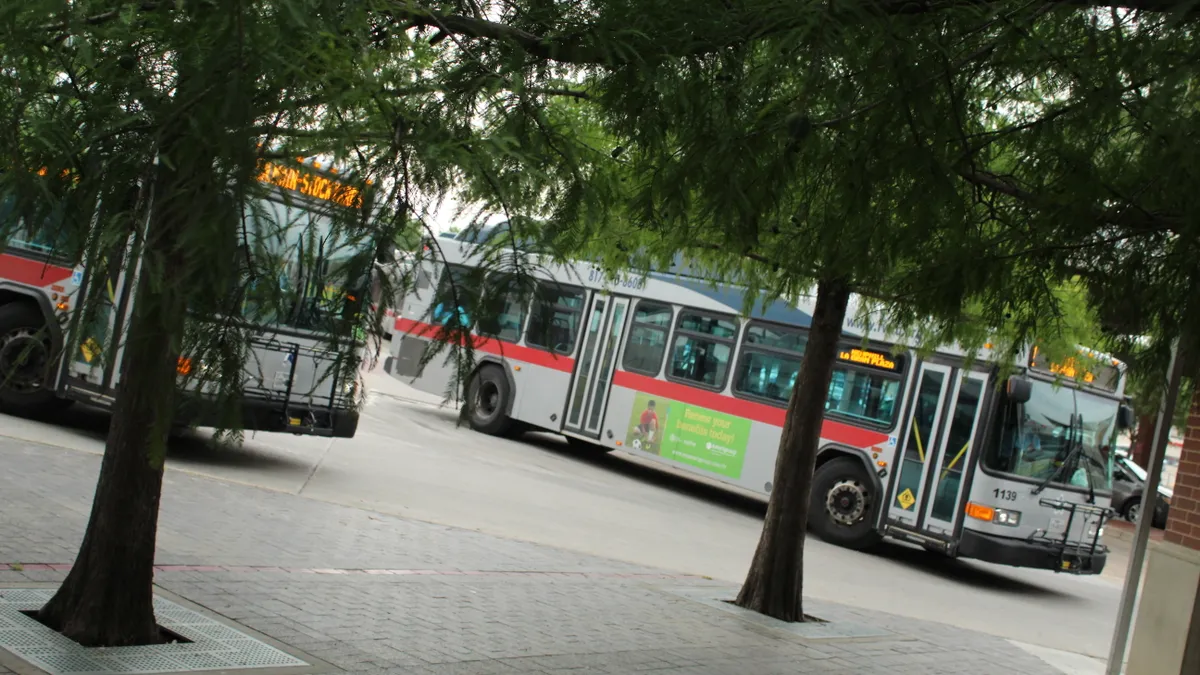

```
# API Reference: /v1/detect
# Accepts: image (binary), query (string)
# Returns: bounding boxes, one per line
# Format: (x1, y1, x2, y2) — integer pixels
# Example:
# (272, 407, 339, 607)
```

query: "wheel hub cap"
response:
(826, 479, 869, 526)
(475, 381, 499, 418)
(0, 328, 49, 393)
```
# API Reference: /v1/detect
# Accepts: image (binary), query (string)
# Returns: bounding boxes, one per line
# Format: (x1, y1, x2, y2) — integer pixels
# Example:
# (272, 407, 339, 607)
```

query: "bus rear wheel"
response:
(810, 457, 882, 550)
(0, 303, 67, 417)
(466, 365, 512, 436)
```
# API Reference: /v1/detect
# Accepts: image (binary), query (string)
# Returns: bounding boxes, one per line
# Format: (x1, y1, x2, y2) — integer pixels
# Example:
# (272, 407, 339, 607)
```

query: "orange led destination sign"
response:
(1028, 346, 1120, 391)
(256, 161, 362, 208)
(1047, 358, 1095, 384)
(837, 348, 899, 372)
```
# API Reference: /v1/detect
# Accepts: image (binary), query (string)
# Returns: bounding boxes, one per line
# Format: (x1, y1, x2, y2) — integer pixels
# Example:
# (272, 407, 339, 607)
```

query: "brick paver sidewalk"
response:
(0, 439, 1065, 674)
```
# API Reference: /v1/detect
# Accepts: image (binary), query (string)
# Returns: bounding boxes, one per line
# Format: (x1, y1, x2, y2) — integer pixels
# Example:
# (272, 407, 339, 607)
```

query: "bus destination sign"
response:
(837, 347, 900, 372)
(1028, 347, 1120, 392)
(257, 161, 363, 208)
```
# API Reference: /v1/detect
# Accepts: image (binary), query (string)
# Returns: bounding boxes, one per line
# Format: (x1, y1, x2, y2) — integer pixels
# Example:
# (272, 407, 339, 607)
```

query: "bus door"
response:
(562, 293, 629, 438)
(60, 208, 144, 398)
(887, 363, 990, 539)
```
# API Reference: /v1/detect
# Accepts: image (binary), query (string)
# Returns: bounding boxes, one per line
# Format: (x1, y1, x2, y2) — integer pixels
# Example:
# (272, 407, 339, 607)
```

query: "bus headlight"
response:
(992, 509, 1021, 527)
(966, 503, 1021, 527)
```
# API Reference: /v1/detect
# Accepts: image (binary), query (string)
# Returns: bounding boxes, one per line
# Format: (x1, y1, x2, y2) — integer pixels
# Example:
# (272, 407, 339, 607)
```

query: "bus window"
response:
(431, 264, 481, 328)
(734, 322, 903, 420)
(622, 301, 672, 375)
(825, 368, 902, 426)
(668, 310, 737, 389)
(734, 322, 807, 403)
(476, 272, 526, 342)
(525, 283, 585, 354)
(1, 188, 73, 260)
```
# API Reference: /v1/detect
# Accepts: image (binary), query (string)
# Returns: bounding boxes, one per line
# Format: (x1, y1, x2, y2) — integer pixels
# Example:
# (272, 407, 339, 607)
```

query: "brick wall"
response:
(1166, 389, 1200, 551)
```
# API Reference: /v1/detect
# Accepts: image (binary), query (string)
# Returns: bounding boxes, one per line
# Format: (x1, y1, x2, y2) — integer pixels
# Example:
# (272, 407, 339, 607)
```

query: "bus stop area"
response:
(0, 430, 1088, 675)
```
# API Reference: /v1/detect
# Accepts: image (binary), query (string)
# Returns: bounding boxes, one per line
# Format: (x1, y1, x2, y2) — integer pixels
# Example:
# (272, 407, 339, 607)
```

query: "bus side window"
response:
(622, 301, 672, 376)
(476, 272, 526, 342)
(525, 283, 585, 354)
(733, 322, 807, 403)
(825, 366, 902, 427)
(668, 310, 737, 389)
(431, 264, 480, 328)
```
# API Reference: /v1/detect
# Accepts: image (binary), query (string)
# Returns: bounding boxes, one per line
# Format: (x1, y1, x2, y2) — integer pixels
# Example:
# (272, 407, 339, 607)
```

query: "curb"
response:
(1105, 520, 1166, 544)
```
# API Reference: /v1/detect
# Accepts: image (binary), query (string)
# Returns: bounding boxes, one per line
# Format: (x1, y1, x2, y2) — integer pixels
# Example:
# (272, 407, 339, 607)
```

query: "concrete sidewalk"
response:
(0, 438, 1076, 675)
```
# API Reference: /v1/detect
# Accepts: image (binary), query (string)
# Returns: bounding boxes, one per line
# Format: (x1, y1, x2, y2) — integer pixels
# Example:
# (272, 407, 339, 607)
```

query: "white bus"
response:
(388, 240, 1134, 574)
(0, 157, 369, 437)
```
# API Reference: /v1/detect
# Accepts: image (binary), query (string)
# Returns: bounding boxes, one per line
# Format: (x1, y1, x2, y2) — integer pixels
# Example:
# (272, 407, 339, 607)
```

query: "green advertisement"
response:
(623, 392, 751, 479)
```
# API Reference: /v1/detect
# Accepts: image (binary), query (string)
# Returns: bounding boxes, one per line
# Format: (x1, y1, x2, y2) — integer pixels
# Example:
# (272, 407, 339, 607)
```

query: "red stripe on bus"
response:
(611, 370, 890, 449)
(393, 317, 575, 373)
(0, 254, 73, 287)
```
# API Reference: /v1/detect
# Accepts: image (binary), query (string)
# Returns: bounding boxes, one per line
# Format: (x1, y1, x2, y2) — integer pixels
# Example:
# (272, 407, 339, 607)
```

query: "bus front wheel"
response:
(810, 457, 883, 550)
(466, 365, 512, 436)
(0, 303, 68, 417)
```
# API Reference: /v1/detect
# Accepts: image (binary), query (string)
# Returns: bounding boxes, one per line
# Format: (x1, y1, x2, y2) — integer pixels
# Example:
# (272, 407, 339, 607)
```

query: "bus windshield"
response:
(1, 177, 77, 261)
(237, 187, 372, 334)
(984, 379, 1118, 491)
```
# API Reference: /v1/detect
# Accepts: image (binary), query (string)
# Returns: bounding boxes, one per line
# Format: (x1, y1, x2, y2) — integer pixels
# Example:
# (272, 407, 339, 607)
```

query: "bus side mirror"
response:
(1118, 404, 1136, 430)
(1007, 376, 1032, 403)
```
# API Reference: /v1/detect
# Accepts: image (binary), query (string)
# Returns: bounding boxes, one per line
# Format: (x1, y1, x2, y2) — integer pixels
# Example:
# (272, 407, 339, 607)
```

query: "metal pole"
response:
(1106, 337, 1184, 674)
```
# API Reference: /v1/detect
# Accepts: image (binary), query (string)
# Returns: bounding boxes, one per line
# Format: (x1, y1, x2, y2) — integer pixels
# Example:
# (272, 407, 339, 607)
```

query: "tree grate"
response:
(0, 589, 310, 675)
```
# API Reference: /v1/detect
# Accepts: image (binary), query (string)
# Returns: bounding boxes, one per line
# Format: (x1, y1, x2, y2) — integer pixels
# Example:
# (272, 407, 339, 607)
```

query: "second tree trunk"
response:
(735, 278, 851, 621)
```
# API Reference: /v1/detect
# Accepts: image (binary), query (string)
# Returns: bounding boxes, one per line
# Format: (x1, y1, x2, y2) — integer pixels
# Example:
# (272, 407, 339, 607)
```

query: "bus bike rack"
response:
(1028, 498, 1113, 574)
(243, 336, 349, 437)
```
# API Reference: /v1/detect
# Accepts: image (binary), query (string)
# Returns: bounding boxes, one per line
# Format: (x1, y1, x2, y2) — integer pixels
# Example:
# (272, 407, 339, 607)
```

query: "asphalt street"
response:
(0, 370, 1126, 668)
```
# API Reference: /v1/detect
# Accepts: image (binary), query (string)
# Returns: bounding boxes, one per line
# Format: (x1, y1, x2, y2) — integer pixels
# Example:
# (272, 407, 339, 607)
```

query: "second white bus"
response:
(388, 240, 1133, 574)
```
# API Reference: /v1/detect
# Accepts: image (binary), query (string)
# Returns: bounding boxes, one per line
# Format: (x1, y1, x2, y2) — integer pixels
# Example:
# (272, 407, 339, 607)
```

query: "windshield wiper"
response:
(1032, 411, 1093, 501)
(1072, 387, 1097, 504)
(1036, 401, 1099, 502)
(1031, 419, 1072, 495)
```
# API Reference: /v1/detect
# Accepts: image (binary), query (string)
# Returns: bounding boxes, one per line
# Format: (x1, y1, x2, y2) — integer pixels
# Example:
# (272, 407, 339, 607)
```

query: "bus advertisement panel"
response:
(624, 391, 752, 479)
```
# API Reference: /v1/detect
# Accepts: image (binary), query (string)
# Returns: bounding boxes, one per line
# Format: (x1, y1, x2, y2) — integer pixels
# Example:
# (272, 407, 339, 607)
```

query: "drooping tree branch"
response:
(45, 0, 1200, 66)
(41, 2, 165, 32)
(955, 167, 1184, 234)
(386, 0, 1200, 66)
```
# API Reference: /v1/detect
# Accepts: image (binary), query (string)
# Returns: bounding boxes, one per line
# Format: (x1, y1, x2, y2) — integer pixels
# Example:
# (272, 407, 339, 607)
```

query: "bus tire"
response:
(466, 365, 512, 436)
(0, 303, 68, 417)
(810, 457, 883, 550)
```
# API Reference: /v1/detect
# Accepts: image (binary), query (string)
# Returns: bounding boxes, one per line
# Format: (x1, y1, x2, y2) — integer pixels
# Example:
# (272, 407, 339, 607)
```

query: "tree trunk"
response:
(38, 153, 193, 647)
(735, 278, 851, 621)
(1132, 412, 1156, 468)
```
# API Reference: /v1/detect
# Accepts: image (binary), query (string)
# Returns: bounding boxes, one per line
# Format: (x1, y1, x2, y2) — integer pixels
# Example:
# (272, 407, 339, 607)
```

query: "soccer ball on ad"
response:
(632, 438, 643, 450)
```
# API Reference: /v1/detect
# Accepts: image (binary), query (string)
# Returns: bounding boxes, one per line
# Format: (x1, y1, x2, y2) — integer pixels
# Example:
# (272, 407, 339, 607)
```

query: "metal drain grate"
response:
(0, 588, 310, 674)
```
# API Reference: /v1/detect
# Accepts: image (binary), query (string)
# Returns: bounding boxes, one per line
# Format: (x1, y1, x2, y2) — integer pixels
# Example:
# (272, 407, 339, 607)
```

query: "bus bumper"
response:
(957, 529, 1107, 574)
(179, 395, 359, 438)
